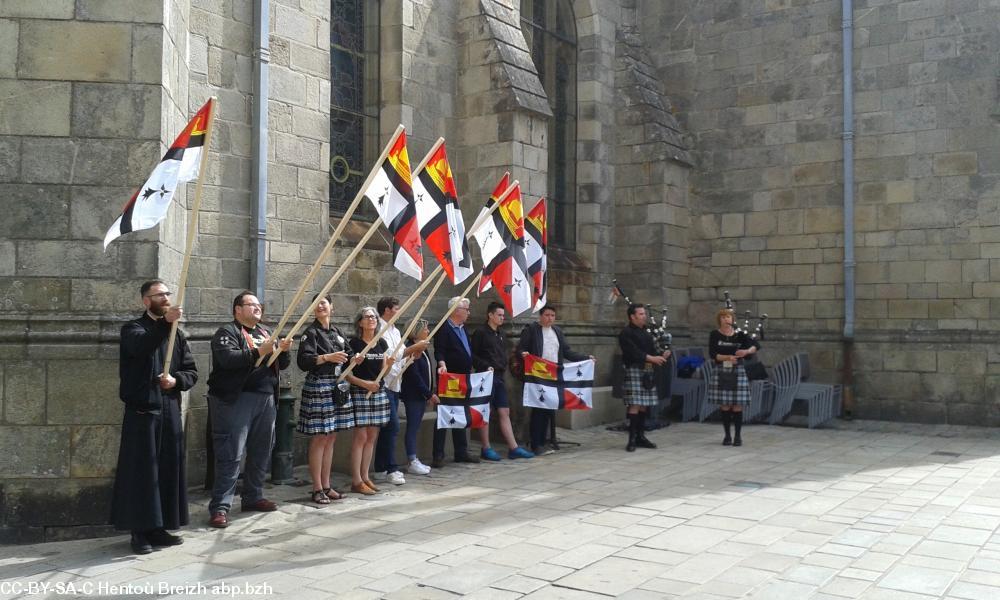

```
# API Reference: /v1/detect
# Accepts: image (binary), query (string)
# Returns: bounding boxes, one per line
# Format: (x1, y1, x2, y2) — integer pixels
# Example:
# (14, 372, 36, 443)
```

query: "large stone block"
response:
(0, 278, 71, 312)
(0, 478, 111, 528)
(76, 0, 164, 22)
(0, 185, 70, 239)
(71, 425, 119, 477)
(47, 360, 121, 425)
(72, 84, 161, 139)
(17, 240, 114, 278)
(19, 21, 132, 82)
(0, 426, 70, 477)
(0, 0, 74, 18)
(3, 361, 45, 424)
(933, 152, 977, 176)
(883, 349, 936, 372)
(0, 81, 72, 136)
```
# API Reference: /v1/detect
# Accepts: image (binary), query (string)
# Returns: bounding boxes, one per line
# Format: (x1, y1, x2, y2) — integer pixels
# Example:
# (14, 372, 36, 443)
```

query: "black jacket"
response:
(619, 324, 656, 368)
(434, 321, 473, 374)
(207, 320, 290, 402)
(119, 313, 198, 410)
(516, 322, 588, 363)
(296, 320, 353, 376)
(471, 325, 507, 373)
(400, 345, 435, 402)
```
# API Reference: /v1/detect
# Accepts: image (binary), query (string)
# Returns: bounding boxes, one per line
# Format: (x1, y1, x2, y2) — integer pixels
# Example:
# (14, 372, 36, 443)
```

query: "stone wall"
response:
(639, 0, 1000, 422)
(0, 0, 172, 543)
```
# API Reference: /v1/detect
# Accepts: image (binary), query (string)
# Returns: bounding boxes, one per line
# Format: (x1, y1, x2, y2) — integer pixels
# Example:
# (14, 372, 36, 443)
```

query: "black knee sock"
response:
(722, 411, 732, 437)
(733, 411, 743, 438)
(637, 411, 646, 433)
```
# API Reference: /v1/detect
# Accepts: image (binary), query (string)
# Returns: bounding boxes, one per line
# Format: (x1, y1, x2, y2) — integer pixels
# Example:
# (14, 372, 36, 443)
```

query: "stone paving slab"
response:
(3, 421, 1000, 599)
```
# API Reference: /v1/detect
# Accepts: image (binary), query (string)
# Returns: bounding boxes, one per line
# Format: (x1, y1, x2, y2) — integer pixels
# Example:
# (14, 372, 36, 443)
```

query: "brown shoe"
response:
(241, 498, 278, 512)
(208, 511, 229, 528)
(351, 482, 376, 496)
(362, 480, 380, 492)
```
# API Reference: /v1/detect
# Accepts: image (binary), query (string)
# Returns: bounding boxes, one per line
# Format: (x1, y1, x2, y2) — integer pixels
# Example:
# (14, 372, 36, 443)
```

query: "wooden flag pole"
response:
(366, 269, 448, 395)
(256, 124, 406, 366)
(162, 97, 217, 376)
(336, 262, 446, 382)
(265, 217, 383, 367)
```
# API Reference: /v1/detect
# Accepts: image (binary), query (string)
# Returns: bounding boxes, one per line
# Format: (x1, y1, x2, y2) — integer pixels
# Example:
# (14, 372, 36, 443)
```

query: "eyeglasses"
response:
(145, 292, 172, 299)
(241, 302, 264, 309)
(361, 315, 378, 320)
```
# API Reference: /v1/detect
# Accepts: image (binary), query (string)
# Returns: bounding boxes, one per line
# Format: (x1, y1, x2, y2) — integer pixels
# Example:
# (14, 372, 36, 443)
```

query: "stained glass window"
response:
(330, 0, 380, 217)
(521, 0, 577, 248)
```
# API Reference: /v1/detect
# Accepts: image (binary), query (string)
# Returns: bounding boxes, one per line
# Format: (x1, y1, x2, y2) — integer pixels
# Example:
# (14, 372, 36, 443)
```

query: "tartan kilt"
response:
(623, 366, 658, 407)
(297, 373, 355, 434)
(350, 386, 390, 427)
(707, 364, 751, 407)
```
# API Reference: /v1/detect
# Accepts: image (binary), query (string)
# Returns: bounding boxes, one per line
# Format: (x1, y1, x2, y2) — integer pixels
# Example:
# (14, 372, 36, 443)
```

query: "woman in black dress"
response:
(707, 308, 760, 446)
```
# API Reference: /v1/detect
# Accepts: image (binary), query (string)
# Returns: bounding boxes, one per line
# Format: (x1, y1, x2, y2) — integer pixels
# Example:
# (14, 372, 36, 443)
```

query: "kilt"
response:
(706, 363, 751, 407)
(350, 386, 390, 427)
(623, 366, 658, 407)
(297, 373, 354, 434)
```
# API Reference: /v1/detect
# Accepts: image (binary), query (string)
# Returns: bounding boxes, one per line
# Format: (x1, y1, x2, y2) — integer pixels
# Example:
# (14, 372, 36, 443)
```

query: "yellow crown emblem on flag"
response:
(446, 378, 461, 393)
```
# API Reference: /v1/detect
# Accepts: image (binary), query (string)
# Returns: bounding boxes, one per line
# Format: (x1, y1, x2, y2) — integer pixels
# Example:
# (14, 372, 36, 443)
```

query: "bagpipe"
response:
(612, 279, 672, 354)
(723, 290, 767, 341)
(722, 290, 769, 380)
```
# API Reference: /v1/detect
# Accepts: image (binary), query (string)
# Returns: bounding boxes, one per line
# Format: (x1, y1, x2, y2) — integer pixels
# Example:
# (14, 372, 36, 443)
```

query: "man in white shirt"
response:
(373, 297, 429, 484)
(517, 305, 594, 454)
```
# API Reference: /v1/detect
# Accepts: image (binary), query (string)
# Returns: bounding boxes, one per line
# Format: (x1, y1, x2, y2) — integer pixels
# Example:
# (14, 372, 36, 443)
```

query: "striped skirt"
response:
(297, 373, 355, 434)
(706, 363, 752, 407)
(623, 366, 658, 407)
(350, 386, 390, 427)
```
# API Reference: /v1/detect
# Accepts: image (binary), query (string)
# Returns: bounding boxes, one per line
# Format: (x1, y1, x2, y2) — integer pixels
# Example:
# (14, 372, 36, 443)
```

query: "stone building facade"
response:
(0, 0, 998, 539)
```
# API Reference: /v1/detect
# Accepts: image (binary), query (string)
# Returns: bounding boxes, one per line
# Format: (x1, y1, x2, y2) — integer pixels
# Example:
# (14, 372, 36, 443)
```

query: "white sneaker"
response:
(387, 471, 406, 485)
(372, 471, 388, 482)
(407, 459, 431, 475)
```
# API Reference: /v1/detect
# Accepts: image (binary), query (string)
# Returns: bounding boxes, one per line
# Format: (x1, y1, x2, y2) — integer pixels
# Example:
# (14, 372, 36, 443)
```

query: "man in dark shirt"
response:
(618, 303, 671, 452)
(111, 280, 198, 555)
(206, 291, 291, 528)
(471, 302, 534, 460)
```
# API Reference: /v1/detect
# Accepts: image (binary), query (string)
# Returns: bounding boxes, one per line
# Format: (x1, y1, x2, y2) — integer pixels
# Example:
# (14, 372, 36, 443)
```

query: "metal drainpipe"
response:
(251, 0, 270, 301)
(841, 0, 856, 417)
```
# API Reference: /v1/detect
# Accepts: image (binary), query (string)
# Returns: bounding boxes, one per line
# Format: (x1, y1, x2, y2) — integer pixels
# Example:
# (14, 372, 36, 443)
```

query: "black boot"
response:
(635, 412, 657, 449)
(733, 411, 743, 446)
(626, 413, 638, 452)
(722, 411, 732, 446)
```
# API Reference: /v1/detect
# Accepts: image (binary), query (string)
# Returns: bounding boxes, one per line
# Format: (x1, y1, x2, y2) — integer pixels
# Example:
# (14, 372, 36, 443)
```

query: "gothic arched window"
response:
(330, 0, 380, 216)
(521, 0, 577, 248)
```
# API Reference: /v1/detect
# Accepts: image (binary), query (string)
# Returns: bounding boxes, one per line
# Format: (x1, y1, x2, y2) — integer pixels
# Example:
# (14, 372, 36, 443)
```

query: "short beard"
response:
(150, 302, 169, 317)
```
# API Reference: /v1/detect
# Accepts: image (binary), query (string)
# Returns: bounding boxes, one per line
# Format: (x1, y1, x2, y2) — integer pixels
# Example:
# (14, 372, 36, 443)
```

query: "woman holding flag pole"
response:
(345, 307, 395, 495)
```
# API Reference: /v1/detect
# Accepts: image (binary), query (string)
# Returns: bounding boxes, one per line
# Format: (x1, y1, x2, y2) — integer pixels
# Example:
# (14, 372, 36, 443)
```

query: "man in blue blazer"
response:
(432, 296, 481, 467)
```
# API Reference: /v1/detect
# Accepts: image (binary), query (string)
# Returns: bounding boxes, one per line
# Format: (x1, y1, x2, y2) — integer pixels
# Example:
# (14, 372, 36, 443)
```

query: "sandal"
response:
(311, 490, 331, 505)
(363, 480, 380, 492)
(350, 482, 376, 496)
(323, 487, 344, 500)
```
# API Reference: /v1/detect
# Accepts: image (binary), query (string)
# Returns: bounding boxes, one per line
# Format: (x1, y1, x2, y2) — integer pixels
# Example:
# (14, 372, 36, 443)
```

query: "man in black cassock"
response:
(110, 279, 198, 555)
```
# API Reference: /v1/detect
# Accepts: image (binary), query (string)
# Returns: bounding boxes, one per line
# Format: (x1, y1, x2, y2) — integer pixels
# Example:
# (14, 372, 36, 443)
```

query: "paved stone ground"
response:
(4, 421, 1000, 600)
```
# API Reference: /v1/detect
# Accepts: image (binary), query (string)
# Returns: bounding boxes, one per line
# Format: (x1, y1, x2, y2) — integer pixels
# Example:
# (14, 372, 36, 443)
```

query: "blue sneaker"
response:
(508, 447, 535, 459)
(481, 447, 502, 461)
